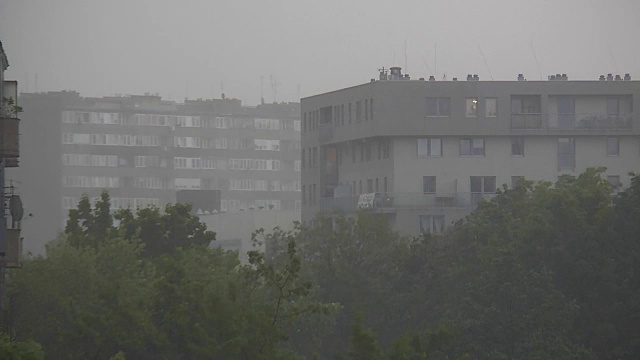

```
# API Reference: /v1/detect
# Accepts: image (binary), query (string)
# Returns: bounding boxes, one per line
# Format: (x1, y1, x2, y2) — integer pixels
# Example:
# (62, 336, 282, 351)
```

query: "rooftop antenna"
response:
(434, 44, 437, 81)
(530, 41, 543, 80)
(260, 76, 265, 104)
(479, 46, 494, 80)
(606, 42, 620, 74)
(421, 56, 432, 77)
(270, 74, 279, 103)
(404, 40, 408, 73)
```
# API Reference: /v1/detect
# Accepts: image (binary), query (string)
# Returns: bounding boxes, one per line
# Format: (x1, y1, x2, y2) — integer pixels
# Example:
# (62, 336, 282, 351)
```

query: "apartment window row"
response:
(222, 199, 282, 212)
(63, 176, 120, 188)
(63, 196, 160, 210)
(62, 133, 160, 147)
(62, 111, 121, 125)
(301, 147, 318, 168)
(228, 158, 281, 171)
(172, 137, 280, 151)
(229, 179, 268, 191)
(425, 97, 498, 118)
(62, 153, 118, 167)
(134, 177, 167, 189)
(134, 156, 165, 168)
(416, 137, 528, 157)
(302, 183, 317, 205)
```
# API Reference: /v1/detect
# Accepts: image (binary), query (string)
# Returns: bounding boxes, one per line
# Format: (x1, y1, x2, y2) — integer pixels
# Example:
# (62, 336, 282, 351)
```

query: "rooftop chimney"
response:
(562, 74, 568, 80)
(549, 75, 556, 81)
(607, 73, 614, 81)
(624, 73, 631, 81)
(517, 74, 526, 81)
(419, 77, 425, 81)
(473, 74, 479, 81)
(466, 74, 473, 81)
(389, 67, 402, 80)
(452, 77, 458, 81)
(599, 75, 606, 81)
(615, 74, 622, 81)
(429, 75, 436, 81)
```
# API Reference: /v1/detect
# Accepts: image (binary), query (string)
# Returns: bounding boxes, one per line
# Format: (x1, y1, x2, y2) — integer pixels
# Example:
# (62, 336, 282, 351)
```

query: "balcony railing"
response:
(548, 113, 633, 130)
(319, 123, 334, 144)
(319, 192, 497, 214)
(511, 113, 543, 129)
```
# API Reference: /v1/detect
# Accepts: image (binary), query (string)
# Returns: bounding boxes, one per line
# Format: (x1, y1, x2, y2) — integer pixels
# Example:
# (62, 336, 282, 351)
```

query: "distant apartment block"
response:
(301, 68, 639, 235)
(16, 92, 300, 253)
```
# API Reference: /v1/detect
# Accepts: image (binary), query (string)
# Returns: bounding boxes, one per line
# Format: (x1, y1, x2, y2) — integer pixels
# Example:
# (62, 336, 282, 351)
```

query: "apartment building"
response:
(16, 92, 300, 253)
(301, 67, 640, 235)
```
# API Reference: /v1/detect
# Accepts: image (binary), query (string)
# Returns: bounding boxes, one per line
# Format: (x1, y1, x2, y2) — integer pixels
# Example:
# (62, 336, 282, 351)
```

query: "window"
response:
(302, 185, 306, 205)
(375, 178, 379, 192)
(356, 101, 363, 122)
(364, 100, 369, 121)
(367, 179, 373, 193)
(558, 138, 575, 170)
(460, 138, 485, 156)
(384, 177, 388, 193)
(607, 137, 620, 156)
(365, 143, 372, 161)
(359, 180, 362, 194)
(423, 176, 436, 194)
(312, 147, 318, 167)
(419, 215, 445, 234)
(303, 113, 307, 132)
(369, 99, 373, 121)
(486, 98, 497, 117)
(418, 138, 442, 157)
(511, 137, 525, 156)
(471, 176, 496, 205)
(348, 103, 352, 123)
(425, 97, 451, 117)
(466, 98, 478, 117)
(301, 149, 305, 168)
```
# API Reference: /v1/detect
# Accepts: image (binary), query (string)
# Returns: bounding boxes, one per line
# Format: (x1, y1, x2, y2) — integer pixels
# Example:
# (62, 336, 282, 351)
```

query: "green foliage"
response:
(0, 333, 44, 360)
(9, 170, 640, 359)
(1, 97, 23, 118)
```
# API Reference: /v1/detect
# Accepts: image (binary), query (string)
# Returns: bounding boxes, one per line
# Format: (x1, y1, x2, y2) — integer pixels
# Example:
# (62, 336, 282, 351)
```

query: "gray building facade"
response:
(301, 68, 639, 235)
(17, 92, 300, 253)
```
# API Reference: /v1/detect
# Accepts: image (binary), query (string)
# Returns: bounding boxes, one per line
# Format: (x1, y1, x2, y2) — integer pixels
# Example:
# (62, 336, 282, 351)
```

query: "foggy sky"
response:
(1, 0, 639, 105)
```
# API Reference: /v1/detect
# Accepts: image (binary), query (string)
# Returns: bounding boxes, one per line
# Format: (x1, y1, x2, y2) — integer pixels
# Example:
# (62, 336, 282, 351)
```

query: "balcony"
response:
(548, 113, 633, 130)
(319, 123, 334, 144)
(319, 192, 496, 214)
(511, 113, 543, 129)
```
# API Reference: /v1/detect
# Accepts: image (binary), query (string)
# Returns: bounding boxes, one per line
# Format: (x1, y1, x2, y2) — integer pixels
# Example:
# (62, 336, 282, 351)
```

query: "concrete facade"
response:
(16, 92, 301, 253)
(200, 209, 299, 262)
(301, 69, 640, 235)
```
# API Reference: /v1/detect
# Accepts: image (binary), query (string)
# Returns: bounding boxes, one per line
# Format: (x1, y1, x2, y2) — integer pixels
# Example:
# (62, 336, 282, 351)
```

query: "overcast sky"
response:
(1, 0, 639, 105)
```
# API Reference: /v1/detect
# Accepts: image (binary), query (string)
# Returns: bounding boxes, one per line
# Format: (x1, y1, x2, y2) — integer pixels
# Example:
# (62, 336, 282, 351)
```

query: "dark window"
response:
(607, 137, 620, 156)
(375, 178, 379, 192)
(419, 215, 445, 233)
(365, 99, 369, 121)
(511, 176, 524, 189)
(511, 137, 525, 156)
(367, 179, 373, 193)
(460, 138, 484, 156)
(558, 138, 575, 170)
(384, 177, 388, 192)
(426, 97, 451, 117)
(423, 176, 436, 194)
(418, 138, 442, 157)
(370, 98, 374, 121)
(349, 103, 352, 123)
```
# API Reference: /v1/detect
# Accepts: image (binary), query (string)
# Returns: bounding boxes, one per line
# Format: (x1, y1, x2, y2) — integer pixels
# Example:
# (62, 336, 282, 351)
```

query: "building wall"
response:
(17, 93, 301, 254)
(301, 77, 640, 233)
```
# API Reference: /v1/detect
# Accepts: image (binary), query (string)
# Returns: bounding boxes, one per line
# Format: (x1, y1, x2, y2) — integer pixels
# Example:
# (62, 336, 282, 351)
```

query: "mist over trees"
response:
(4, 168, 640, 359)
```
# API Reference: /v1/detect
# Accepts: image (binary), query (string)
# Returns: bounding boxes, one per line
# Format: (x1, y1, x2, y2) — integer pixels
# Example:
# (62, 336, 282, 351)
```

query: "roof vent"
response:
(419, 77, 425, 81)
(607, 73, 614, 81)
(548, 74, 556, 81)
(599, 75, 606, 81)
(562, 74, 568, 80)
(615, 74, 622, 81)
(429, 75, 436, 81)
(517, 74, 526, 81)
(370, 78, 375, 82)
(466, 74, 473, 81)
(452, 77, 458, 81)
(624, 73, 631, 81)
(473, 74, 479, 81)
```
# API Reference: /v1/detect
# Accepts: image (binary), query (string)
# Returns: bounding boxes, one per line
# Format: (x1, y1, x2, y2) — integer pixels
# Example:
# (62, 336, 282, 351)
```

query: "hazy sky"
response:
(1, 0, 639, 105)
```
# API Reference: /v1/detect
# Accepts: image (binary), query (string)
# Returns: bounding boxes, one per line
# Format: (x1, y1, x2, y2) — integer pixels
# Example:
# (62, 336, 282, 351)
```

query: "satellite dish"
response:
(9, 195, 24, 221)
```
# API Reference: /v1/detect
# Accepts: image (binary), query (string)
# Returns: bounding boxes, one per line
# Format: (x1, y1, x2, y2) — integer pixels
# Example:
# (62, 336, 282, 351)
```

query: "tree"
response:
(0, 332, 44, 360)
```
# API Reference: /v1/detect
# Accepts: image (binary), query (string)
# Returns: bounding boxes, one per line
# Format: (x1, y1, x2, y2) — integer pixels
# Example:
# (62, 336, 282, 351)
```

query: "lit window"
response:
(466, 98, 478, 117)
